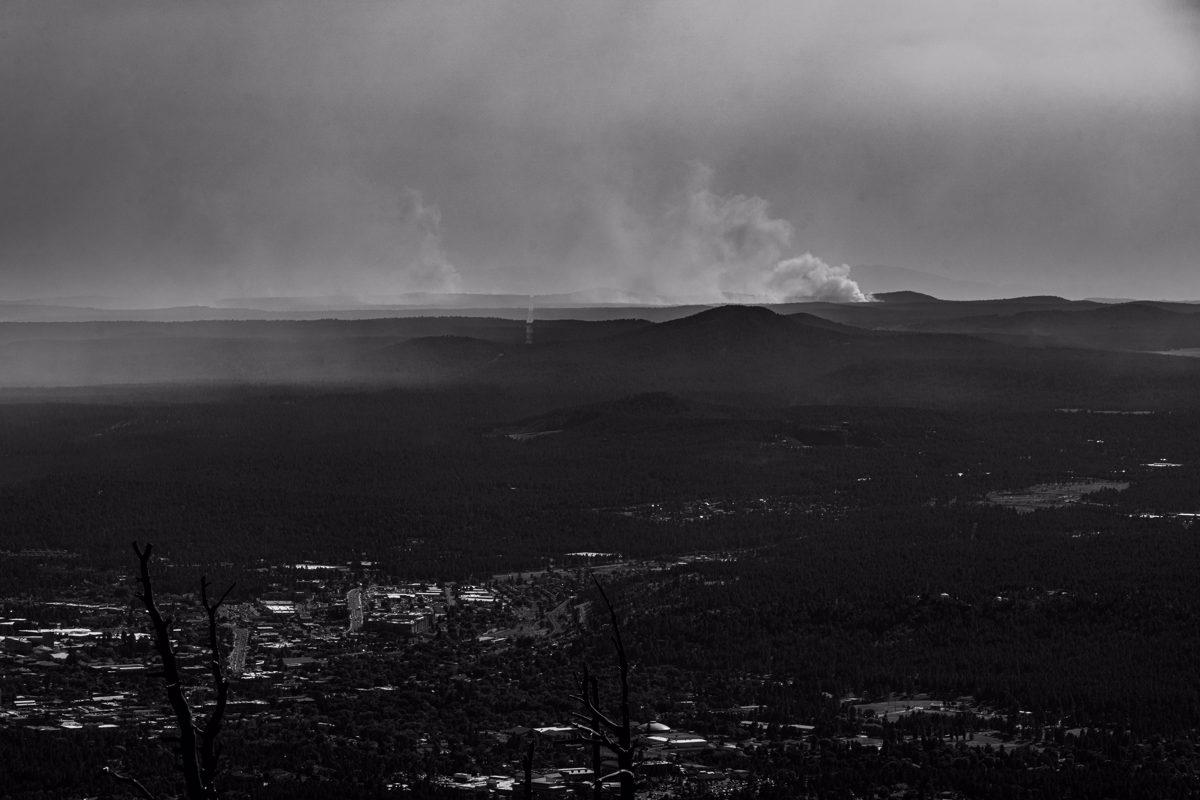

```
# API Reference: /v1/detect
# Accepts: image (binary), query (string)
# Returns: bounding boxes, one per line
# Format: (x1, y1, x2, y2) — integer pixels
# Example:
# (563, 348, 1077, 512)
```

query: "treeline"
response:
(3, 392, 1196, 584)
(613, 502, 1200, 735)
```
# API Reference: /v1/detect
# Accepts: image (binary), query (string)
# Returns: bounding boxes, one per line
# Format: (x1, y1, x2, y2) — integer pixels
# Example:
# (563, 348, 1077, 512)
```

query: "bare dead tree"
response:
(101, 767, 157, 800)
(521, 735, 536, 800)
(105, 542, 234, 800)
(570, 576, 637, 800)
(588, 674, 603, 800)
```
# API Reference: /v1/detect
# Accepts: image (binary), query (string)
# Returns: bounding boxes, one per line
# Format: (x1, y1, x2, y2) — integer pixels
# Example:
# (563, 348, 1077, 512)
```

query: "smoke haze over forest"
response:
(1, 0, 1198, 305)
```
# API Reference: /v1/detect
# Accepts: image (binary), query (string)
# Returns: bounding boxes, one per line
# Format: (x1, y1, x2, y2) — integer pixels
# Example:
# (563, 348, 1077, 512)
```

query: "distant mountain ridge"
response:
(910, 302, 1200, 351)
(849, 264, 1049, 300)
(617, 304, 852, 352)
(870, 291, 943, 303)
(3, 302, 1200, 410)
(489, 391, 778, 439)
(794, 296, 1100, 330)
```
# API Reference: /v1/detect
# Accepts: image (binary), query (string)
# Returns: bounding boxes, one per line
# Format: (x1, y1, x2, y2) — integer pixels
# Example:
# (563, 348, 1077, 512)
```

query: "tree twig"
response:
(199, 576, 234, 787)
(131, 542, 232, 799)
(101, 766, 158, 800)
(568, 576, 638, 799)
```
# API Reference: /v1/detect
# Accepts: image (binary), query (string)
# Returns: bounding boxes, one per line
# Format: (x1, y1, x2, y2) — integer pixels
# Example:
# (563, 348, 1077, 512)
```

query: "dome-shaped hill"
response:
(785, 311, 870, 335)
(662, 304, 801, 333)
(944, 302, 1183, 332)
(986, 295, 1071, 304)
(489, 391, 779, 439)
(1092, 302, 1185, 321)
(908, 301, 1200, 351)
(871, 290, 942, 303)
(601, 391, 694, 416)
(382, 335, 504, 366)
(617, 304, 849, 357)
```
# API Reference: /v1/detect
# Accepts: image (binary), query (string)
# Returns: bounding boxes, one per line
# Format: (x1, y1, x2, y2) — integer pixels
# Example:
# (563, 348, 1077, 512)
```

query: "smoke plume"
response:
(763, 255, 869, 302)
(648, 165, 869, 303)
(396, 190, 462, 294)
(3, 2, 1194, 303)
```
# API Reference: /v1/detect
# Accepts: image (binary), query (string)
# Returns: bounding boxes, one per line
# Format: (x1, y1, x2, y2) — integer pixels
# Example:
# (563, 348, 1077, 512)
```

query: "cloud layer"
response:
(608, 165, 868, 303)
(0, 1, 1197, 303)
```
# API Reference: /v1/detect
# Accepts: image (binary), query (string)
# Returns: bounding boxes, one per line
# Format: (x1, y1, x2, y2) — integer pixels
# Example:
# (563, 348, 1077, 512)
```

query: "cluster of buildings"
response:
(598, 496, 842, 525)
(0, 568, 520, 735)
(2, 561, 776, 796)
(429, 719, 752, 797)
(2, 558, 1050, 798)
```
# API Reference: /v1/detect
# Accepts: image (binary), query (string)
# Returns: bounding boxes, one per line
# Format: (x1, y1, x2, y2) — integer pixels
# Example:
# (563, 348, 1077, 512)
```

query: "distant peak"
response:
(619, 303, 849, 351)
(607, 391, 693, 415)
(674, 304, 780, 323)
(872, 291, 942, 303)
(654, 304, 804, 337)
(993, 295, 1070, 304)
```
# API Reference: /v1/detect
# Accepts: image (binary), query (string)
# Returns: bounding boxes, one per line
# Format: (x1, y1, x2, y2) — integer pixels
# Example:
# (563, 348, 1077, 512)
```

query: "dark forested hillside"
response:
(3, 306, 1200, 412)
(6, 307, 1200, 799)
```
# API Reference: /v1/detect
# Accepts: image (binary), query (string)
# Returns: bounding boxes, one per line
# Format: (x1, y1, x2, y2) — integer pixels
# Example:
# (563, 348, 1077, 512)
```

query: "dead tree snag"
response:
(570, 576, 637, 800)
(105, 542, 234, 800)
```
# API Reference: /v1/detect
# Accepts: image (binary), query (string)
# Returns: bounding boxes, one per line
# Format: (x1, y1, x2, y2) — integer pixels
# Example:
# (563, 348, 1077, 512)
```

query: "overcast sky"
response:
(2, 0, 1198, 304)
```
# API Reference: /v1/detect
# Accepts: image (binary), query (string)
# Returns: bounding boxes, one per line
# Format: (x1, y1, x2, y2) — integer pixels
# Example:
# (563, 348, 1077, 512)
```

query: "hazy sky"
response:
(2, 0, 1198, 303)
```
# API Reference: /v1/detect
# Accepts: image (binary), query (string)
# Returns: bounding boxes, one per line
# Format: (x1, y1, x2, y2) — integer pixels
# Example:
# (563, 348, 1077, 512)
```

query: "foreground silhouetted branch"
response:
(522, 736, 536, 800)
(112, 542, 234, 800)
(570, 576, 637, 800)
(101, 766, 157, 800)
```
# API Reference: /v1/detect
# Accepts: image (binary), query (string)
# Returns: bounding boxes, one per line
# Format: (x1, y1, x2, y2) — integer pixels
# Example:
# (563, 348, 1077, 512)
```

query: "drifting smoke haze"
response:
(657, 165, 868, 303)
(0, 1, 1198, 304)
(591, 163, 870, 303)
(395, 190, 462, 296)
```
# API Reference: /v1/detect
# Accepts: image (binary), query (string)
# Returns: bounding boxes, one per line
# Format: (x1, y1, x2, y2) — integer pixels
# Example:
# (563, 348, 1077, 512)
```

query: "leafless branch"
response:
(568, 576, 638, 800)
(592, 577, 631, 740)
(101, 765, 158, 800)
(595, 767, 637, 786)
(589, 673, 602, 800)
(570, 666, 623, 735)
(198, 575, 234, 787)
(131, 542, 231, 800)
(521, 736, 536, 800)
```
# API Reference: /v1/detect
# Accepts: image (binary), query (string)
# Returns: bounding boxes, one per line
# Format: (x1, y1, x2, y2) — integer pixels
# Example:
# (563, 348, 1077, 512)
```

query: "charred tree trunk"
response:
(590, 675, 603, 800)
(522, 736, 536, 800)
(571, 577, 637, 800)
(105, 542, 233, 800)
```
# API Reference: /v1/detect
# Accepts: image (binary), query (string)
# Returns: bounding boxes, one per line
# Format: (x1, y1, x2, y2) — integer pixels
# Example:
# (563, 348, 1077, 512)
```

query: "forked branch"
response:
(199, 576, 234, 787)
(101, 766, 158, 800)
(568, 576, 638, 800)
(130, 541, 234, 800)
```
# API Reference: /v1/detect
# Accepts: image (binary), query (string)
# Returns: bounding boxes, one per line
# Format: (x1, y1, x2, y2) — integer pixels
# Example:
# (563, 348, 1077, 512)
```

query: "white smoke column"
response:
(764, 253, 869, 302)
(398, 189, 463, 293)
(663, 164, 869, 303)
(525, 295, 534, 345)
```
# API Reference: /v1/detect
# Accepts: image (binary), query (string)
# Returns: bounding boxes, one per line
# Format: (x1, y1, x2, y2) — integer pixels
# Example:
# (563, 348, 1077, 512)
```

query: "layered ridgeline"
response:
(0, 299, 1199, 408)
